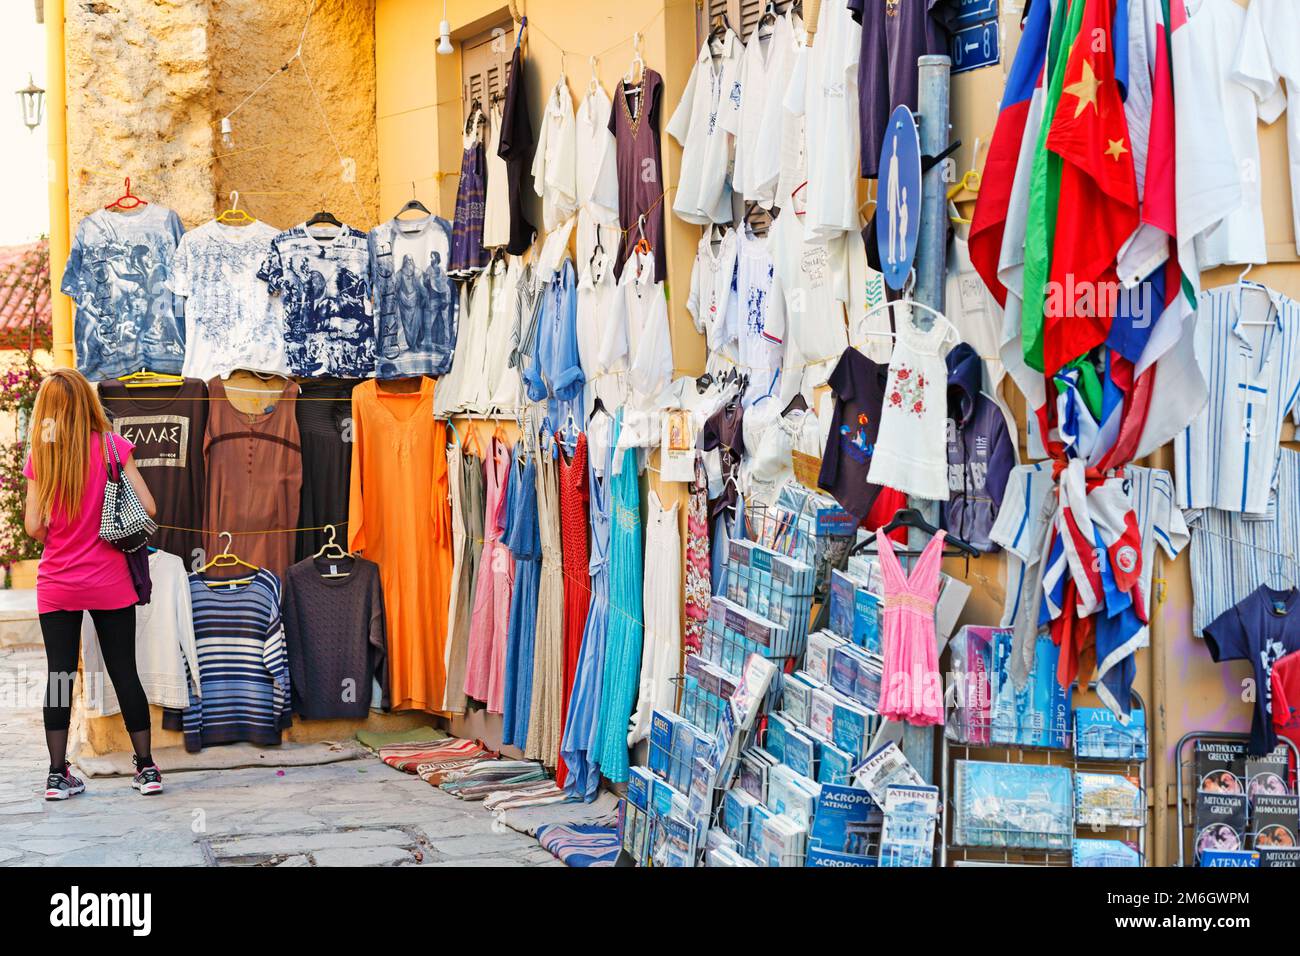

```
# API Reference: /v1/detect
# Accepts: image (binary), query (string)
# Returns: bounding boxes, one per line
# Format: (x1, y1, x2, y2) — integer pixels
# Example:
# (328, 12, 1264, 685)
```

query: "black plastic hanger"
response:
(395, 182, 431, 219)
(306, 209, 342, 229)
(782, 391, 808, 416)
(850, 507, 981, 559)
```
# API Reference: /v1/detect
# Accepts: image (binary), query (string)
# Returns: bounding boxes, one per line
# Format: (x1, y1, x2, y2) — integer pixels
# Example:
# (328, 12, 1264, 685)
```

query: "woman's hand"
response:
(122, 455, 156, 517)
(23, 479, 47, 542)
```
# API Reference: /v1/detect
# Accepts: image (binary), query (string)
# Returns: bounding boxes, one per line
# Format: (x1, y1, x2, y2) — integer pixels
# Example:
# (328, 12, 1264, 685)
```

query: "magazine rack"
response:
(1172, 731, 1300, 867)
(940, 687, 1149, 867)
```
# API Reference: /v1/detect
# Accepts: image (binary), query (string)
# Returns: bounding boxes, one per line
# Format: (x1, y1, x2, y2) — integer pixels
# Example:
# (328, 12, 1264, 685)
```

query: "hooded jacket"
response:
(941, 343, 1017, 551)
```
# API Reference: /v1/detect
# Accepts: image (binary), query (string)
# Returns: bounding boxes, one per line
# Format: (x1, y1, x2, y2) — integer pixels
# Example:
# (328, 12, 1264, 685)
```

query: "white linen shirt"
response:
(667, 30, 744, 225)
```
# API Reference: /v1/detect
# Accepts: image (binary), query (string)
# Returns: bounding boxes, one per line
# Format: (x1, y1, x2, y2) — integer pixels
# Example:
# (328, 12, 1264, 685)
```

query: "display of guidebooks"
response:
(1075, 772, 1144, 829)
(878, 784, 940, 867)
(725, 538, 814, 650)
(947, 626, 994, 745)
(806, 782, 881, 863)
(1246, 747, 1292, 802)
(990, 631, 1071, 749)
(951, 760, 1074, 851)
(1072, 838, 1141, 867)
(1074, 706, 1148, 761)
(853, 742, 926, 805)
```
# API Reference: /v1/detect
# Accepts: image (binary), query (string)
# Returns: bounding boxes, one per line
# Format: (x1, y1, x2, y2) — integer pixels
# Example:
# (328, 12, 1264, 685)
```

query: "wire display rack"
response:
(941, 688, 1149, 867)
(1173, 730, 1300, 867)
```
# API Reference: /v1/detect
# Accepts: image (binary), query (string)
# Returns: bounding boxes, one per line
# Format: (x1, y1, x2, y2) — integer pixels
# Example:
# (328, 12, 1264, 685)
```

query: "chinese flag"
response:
(1042, 0, 1139, 377)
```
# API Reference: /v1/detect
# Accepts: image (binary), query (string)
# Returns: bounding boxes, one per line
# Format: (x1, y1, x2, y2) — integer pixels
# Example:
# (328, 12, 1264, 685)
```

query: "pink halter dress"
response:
(877, 530, 946, 726)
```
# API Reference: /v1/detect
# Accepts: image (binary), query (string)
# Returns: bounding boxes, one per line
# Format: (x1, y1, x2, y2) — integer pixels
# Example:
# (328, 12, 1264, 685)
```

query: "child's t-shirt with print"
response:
(818, 346, 889, 521)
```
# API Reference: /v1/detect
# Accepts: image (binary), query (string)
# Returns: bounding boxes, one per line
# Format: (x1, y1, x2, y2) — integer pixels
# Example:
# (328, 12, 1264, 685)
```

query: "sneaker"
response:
(131, 760, 163, 796)
(44, 764, 86, 801)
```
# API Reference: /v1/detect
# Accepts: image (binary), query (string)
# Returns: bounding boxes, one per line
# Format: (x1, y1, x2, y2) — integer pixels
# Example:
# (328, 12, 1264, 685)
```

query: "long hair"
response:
(29, 368, 112, 523)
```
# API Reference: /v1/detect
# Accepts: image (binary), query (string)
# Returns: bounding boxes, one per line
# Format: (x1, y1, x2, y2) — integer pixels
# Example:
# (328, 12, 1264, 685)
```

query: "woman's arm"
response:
(24, 479, 46, 542)
(122, 455, 156, 517)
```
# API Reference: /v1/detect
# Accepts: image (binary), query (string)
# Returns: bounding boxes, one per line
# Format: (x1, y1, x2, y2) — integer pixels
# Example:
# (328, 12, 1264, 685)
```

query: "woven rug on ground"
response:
(378, 736, 479, 774)
(536, 814, 621, 867)
(356, 726, 447, 752)
(482, 782, 566, 813)
(415, 745, 495, 785)
(494, 789, 620, 837)
(438, 760, 549, 800)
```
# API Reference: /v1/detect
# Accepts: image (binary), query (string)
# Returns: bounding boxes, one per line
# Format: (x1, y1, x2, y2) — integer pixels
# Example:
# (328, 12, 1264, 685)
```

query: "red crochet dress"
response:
(555, 432, 591, 787)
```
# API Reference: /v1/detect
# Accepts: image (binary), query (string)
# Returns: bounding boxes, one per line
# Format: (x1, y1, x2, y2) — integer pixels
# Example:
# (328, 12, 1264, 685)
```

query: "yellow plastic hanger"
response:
(216, 190, 255, 226)
(118, 368, 185, 388)
(198, 531, 259, 586)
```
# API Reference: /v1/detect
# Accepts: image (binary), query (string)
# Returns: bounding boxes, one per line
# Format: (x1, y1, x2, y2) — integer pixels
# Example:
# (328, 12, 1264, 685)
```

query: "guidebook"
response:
(1246, 746, 1292, 802)
(1251, 793, 1299, 851)
(1194, 792, 1248, 863)
(852, 742, 926, 805)
(1074, 706, 1147, 761)
(806, 782, 881, 862)
(1075, 772, 1144, 828)
(951, 760, 1074, 850)
(1072, 838, 1141, 867)
(1194, 740, 1247, 795)
(878, 784, 940, 867)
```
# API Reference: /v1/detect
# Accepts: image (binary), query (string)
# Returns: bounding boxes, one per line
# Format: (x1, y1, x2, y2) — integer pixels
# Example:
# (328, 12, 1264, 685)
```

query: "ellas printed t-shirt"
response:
(23, 433, 138, 614)
(1204, 585, 1300, 755)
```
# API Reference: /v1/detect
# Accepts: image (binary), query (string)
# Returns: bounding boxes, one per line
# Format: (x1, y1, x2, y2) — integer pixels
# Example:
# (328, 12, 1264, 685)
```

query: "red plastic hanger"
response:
(105, 177, 148, 211)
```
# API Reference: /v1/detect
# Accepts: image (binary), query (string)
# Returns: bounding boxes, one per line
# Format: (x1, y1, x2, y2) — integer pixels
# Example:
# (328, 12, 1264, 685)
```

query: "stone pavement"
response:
(0, 644, 562, 867)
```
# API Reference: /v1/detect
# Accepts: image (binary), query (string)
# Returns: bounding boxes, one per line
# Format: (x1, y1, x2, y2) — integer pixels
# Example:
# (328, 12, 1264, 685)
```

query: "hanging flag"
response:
(1021, 0, 1084, 374)
(1042, 0, 1140, 376)
(969, 0, 1053, 306)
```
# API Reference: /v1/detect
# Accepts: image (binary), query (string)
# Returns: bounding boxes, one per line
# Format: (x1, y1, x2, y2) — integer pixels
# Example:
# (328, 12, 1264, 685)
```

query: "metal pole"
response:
(46, 0, 72, 370)
(898, 54, 952, 784)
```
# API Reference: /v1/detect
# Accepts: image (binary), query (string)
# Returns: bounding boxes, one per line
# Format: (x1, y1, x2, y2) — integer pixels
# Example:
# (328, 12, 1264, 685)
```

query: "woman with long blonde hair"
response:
(23, 368, 162, 799)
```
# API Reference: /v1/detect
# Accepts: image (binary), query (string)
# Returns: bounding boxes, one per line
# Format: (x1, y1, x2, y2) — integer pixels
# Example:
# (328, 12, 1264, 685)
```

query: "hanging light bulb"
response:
(220, 116, 235, 149)
(437, 0, 453, 55)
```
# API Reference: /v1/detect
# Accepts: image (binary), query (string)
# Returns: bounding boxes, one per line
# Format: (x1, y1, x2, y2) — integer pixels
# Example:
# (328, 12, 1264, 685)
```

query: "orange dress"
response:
(348, 378, 452, 713)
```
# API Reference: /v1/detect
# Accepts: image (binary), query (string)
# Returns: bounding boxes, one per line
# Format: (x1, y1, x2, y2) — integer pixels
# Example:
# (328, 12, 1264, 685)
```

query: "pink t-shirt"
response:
(24, 432, 139, 614)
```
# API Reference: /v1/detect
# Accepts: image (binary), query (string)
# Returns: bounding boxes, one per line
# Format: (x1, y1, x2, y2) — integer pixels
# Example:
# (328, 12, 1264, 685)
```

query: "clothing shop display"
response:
(556, 432, 591, 786)
(867, 312, 955, 501)
(204, 376, 302, 577)
(498, 38, 537, 255)
(941, 343, 1016, 552)
(594, 414, 643, 784)
(687, 226, 740, 369)
(577, 247, 626, 420)
(734, 12, 798, 207)
(348, 378, 452, 713)
(502, 447, 540, 749)
(64, 204, 186, 380)
(524, 258, 584, 423)
(99, 377, 208, 562)
(784, 0, 861, 241)
(700, 397, 745, 523)
(483, 103, 512, 250)
(282, 554, 388, 718)
(464, 436, 515, 712)
(182, 569, 290, 752)
(81, 550, 197, 716)
(628, 491, 680, 746)
(576, 86, 620, 225)
(876, 531, 946, 727)
(668, 29, 742, 225)
(167, 219, 285, 380)
(684, 454, 711, 656)
(735, 229, 787, 405)
(602, 249, 673, 408)
(440, 440, 474, 716)
(560, 439, 613, 801)
(608, 69, 667, 281)
(818, 347, 890, 521)
(532, 78, 578, 233)
(258, 222, 375, 377)
(1204, 585, 1300, 755)
(525, 442, 565, 768)
(849, 0, 953, 178)
(1174, 283, 1300, 516)
(1188, 449, 1300, 637)
(369, 215, 459, 377)
(450, 125, 490, 277)
(293, 378, 356, 562)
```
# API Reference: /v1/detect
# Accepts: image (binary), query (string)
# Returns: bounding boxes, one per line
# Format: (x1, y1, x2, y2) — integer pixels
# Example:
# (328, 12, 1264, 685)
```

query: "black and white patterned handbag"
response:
(99, 432, 155, 553)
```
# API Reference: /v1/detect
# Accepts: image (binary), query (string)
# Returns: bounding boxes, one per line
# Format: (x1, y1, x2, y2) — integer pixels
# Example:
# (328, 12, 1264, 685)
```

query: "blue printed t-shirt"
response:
(62, 204, 186, 381)
(368, 216, 459, 378)
(258, 223, 376, 377)
(1204, 585, 1300, 755)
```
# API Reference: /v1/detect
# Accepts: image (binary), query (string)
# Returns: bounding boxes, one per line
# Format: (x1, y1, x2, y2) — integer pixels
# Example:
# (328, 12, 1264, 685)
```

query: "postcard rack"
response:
(1172, 731, 1300, 867)
(940, 687, 1149, 867)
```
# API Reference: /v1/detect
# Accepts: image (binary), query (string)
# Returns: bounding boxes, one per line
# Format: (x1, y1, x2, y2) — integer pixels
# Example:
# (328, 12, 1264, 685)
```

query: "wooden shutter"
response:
(697, 0, 793, 44)
(461, 23, 513, 123)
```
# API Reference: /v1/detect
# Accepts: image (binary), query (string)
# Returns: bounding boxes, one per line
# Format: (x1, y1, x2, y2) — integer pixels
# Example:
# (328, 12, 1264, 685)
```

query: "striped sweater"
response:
(181, 569, 291, 752)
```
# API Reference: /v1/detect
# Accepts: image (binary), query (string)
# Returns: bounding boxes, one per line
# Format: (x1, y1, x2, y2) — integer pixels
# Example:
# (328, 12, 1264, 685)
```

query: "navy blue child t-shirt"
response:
(1204, 585, 1300, 755)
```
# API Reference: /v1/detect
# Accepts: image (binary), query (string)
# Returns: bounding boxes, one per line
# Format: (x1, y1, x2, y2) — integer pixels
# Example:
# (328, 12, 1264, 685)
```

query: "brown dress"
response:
(204, 377, 303, 576)
(608, 69, 667, 282)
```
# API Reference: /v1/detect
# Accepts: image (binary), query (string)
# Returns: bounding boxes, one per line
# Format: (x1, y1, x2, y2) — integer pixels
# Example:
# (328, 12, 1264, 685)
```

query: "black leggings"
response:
(40, 606, 151, 733)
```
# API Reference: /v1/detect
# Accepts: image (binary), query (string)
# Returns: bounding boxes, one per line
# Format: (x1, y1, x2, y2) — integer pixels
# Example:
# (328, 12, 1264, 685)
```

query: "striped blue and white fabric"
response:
(181, 569, 291, 752)
(1188, 448, 1300, 637)
(1174, 284, 1300, 516)
(989, 462, 1055, 688)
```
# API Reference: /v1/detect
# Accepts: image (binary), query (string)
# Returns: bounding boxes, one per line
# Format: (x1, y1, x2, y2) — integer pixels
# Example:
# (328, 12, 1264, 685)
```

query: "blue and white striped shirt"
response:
(1175, 283, 1300, 516)
(182, 569, 290, 752)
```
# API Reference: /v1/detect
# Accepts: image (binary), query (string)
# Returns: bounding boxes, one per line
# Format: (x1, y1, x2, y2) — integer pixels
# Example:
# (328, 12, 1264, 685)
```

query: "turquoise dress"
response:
(502, 447, 540, 749)
(594, 412, 644, 783)
(560, 423, 613, 800)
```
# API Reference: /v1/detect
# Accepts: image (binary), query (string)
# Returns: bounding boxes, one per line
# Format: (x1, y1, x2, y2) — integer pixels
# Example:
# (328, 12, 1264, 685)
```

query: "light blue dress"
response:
(594, 412, 644, 783)
(560, 427, 613, 800)
(501, 447, 540, 749)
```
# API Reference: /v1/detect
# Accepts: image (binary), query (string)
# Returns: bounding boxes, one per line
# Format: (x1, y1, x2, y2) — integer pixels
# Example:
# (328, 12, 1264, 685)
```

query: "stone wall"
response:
(64, 0, 380, 233)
